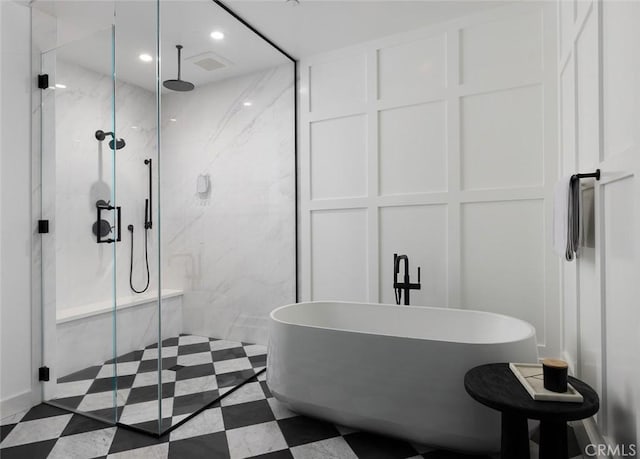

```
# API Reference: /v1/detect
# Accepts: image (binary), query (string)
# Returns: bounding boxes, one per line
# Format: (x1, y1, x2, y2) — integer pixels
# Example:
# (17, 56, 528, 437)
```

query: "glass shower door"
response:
(34, 0, 295, 436)
(39, 24, 122, 425)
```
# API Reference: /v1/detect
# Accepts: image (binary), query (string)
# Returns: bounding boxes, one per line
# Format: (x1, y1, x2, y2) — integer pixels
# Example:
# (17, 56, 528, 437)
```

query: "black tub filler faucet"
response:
(393, 253, 421, 305)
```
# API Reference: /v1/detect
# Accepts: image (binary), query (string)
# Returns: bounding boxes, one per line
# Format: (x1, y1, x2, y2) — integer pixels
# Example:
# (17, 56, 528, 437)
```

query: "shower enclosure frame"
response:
(32, 0, 299, 438)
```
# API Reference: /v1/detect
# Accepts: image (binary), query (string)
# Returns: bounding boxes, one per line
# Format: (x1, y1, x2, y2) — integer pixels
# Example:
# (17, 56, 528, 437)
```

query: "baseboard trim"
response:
(0, 389, 41, 419)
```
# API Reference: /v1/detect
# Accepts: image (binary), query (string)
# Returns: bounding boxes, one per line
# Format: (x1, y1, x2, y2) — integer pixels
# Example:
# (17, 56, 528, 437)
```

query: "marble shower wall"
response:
(48, 57, 294, 348)
(160, 63, 296, 345)
(53, 59, 158, 311)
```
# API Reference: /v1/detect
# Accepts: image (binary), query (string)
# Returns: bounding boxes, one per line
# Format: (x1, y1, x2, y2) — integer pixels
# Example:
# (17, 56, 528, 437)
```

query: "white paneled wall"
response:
(379, 102, 447, 195)
(559, 0, 640, 449)
(311, 115, 367, 199)
(461, 85, 544, 190)
(311, 209, 368, 301)
(461, 200, 545, 330)
(299, 3, 560, 356)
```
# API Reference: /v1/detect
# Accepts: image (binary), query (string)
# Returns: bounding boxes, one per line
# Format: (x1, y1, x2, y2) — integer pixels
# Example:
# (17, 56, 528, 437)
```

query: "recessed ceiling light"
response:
(131, 126, 139, 130)
(170, 118, 177, 122)
(55, 83, 67, 89)
(139, 53, 153, 62)
(210, 31, 225, 41)
(243, 101, 252, 107)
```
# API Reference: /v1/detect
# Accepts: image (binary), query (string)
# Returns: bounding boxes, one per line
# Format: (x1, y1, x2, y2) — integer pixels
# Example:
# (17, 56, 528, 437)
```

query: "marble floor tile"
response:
(131, 369, 176, 388)
(46, 427, 116, 459)
(243, 344, 268, 357)
(210, 339, 246, 352)
(107, 443, 169, 459)
(178, 335, 210, 345)
(173, 374, 218, 397)
(0, 414, 72, 448)
(214, 357, 253, 375)
(3, 338, 585, 459)
(290, 436, 359, 459)
(97, 362, 141, 379)
(220, 382, 266, 407)
(77, 389, 130, 412)
(169, 407, 224, 441)
(225, 420, 288, 459)
(53, 379, 94, 399)
(169, 431, 230, 459)
(49, 335, 264, 433)
(177, 351, 213, 367)
(118, 397, 173, 426)
(0, 410, 27, 427)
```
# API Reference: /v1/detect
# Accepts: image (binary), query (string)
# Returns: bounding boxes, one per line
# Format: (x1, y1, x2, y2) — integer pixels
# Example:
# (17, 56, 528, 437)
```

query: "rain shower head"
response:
(163, 45, 195, 92)
(95, 129, 126, 150)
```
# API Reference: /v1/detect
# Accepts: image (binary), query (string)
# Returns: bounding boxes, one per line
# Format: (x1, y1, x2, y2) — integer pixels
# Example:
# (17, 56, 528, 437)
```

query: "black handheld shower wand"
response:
(128, 223, 150, 294)
(128, 158, 153, 294)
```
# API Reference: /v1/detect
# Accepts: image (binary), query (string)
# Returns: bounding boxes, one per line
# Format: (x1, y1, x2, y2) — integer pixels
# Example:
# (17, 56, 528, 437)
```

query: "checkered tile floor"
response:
(1, 369, 586, 459)
(49, 334, 267, 434)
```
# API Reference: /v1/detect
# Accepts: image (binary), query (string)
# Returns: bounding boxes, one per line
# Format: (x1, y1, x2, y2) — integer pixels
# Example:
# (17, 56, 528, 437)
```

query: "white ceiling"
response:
(224, 0, 509, 59)
(33, 1, 291, 92)
(32, 0, 510, 92)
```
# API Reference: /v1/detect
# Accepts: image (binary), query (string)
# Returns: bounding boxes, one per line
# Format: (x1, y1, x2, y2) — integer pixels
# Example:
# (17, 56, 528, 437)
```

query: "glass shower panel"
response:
(112, 0, 165, 434)
(155, 0, 296, 433)
(39, 23, 121, 424)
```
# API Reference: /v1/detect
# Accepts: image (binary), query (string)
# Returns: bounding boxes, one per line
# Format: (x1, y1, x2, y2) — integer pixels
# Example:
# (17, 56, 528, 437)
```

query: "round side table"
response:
(464, 363, 599, 459)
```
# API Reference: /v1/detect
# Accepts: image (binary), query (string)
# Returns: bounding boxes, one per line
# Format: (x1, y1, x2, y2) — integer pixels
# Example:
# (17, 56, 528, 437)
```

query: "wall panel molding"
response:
(300, 2, 559, 356)
(560, 0, 640, 446)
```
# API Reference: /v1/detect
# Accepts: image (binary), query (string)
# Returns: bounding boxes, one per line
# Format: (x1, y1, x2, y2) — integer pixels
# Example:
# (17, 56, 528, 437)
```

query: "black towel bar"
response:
(572, 169, 600, 181)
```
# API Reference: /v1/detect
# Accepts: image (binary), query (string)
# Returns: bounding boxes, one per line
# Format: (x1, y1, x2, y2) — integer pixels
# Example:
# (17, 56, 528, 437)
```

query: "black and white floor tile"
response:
(1, 369, 586, 459)
(49, 334, 267, 434)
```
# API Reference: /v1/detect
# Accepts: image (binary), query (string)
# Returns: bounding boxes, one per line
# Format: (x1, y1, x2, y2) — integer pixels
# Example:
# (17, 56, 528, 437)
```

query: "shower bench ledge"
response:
(56, 289, 183, 324)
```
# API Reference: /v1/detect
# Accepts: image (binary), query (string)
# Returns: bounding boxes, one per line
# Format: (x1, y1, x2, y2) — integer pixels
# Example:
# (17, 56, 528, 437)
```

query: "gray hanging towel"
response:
(565, 176, 582, 261)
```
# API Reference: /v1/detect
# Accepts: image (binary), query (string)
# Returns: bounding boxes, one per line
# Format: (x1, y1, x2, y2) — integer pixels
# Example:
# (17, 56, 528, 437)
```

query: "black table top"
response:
(464, 363, 599, 422)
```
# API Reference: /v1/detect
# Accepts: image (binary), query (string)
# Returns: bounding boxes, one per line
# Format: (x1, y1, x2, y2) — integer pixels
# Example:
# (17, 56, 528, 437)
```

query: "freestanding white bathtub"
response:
(267, 301, 538, 453)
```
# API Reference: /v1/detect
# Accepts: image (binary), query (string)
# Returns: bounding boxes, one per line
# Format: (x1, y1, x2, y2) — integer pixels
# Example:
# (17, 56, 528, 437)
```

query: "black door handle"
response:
(96, 201, 121, 244)
(115, 206, 121, 242)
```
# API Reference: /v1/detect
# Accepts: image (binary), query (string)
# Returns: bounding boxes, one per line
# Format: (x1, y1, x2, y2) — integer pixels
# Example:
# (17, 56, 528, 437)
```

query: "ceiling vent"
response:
(186, 51, 230, 72)
(193, 57, 225, 71)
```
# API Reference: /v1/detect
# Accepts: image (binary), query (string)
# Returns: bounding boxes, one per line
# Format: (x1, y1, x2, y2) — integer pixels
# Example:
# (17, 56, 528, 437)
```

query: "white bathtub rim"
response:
(270, 300, 536, 345)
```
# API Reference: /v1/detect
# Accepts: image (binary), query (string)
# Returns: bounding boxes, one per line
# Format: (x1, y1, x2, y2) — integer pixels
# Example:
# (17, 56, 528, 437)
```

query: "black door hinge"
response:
(39, 366, 50, 382)
(37, 74, 49, 89)
(38, 220, 49, 234)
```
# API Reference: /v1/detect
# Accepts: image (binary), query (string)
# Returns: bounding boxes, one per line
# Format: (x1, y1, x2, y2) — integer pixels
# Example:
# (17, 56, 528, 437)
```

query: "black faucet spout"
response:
(393, 253, 421, 306)
(394, 254, 408, 278)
